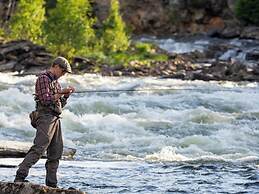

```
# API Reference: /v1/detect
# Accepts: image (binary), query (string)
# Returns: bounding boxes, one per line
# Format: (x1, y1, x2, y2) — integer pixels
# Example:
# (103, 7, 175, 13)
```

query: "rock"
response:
(0, 182, 85, 194)
(0, 40, 53, 75)
(0, 60, 16, 71)
(73, 56, 96, 71)
(206, 17, 225, 36)
(221, 20, 241, 38)
(0, 140, 76, 159)
(227, 0, 236, 13)
(241, 26, 259, 40)
(92, 0, 236, 35)
(192, 72, 215, 81)
(246, 49, 259, 61)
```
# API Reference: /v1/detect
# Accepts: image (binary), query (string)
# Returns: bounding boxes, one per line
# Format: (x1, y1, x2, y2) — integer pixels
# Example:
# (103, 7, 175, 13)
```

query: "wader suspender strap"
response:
(45, 72, 55, 82)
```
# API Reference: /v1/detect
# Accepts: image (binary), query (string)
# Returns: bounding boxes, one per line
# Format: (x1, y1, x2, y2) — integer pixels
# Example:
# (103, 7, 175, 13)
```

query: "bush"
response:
(44, 0, 96, 59)
(0, 27, 5, 37)
(135, 42, 153, 54)
(100, 0, 130, 53)
(103, 42, 168, 66)
(235, 0, 259, 25)
(9, 0, 45, 44)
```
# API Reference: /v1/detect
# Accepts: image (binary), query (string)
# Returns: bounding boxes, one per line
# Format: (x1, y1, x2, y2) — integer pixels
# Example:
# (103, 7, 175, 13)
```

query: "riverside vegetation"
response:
(0, 0, 168, 70)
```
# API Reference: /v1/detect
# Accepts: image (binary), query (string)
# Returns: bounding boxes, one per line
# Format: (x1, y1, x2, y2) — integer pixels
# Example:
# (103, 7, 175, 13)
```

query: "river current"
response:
(0, 72, 259, 193)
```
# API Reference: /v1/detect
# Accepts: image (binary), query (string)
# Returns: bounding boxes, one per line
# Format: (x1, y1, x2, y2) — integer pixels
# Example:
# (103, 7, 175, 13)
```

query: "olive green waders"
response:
(14, 112, 63, 187)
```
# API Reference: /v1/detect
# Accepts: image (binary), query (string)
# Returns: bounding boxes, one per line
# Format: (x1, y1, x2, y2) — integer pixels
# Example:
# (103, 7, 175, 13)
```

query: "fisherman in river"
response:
(14, 56, 75, 188)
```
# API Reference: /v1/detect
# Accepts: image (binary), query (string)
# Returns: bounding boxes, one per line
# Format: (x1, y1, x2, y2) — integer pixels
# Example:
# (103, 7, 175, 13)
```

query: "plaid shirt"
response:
(35, 71, 61, 106)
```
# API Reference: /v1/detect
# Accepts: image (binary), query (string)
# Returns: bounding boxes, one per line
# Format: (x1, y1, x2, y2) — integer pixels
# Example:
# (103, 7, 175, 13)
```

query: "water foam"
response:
(0, 73, 258, 162)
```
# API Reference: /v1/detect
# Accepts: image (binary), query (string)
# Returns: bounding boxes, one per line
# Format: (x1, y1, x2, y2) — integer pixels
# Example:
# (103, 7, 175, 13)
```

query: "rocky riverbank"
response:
(0, 182, 85, 194)
(0, 39, 259, 82)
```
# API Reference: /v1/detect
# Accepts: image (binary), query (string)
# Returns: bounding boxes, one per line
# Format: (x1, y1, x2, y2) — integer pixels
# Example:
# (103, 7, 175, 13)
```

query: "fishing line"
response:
(67, 88, 255, 94)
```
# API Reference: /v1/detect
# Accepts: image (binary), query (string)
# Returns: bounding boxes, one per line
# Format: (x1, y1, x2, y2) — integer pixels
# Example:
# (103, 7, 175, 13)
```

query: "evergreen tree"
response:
(44, 0, 95, 59)
(101, 0, 130, 53)
(235, 0, 259, 25)
(9, 0, 45, 43)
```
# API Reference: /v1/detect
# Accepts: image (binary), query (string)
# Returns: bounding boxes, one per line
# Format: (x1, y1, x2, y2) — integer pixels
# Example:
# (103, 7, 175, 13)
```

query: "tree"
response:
(101, 0, 130, 53)
(235, 0, 259, 25)
(9, 0, 45, 44)
(44, 0, 95, 59)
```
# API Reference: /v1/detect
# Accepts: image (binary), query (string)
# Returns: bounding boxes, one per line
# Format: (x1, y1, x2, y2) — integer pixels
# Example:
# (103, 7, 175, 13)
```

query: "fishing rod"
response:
(64, 87, 254, 94)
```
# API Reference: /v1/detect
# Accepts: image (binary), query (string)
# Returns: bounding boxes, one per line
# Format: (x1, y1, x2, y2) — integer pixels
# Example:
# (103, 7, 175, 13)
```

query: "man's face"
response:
(55, 65, 67, 78)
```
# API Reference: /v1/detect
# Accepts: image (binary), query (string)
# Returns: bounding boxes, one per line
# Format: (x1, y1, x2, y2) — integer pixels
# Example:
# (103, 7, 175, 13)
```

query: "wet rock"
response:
(0, 182, 85, 194)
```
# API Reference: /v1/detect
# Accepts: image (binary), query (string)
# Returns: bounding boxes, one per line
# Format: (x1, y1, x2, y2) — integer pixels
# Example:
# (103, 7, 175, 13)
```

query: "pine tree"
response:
(101, 0, 130, 53)
(44, 0, 95, 59)
(9, 0, 45, 44)
(235, 0, 259, 25)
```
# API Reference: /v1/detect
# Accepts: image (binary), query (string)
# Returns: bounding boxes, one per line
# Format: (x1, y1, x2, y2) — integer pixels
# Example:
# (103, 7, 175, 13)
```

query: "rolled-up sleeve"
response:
(35, 75, 55, 105)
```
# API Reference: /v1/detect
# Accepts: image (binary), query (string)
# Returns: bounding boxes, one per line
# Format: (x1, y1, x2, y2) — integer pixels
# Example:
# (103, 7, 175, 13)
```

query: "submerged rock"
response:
(0, 182, 85, 194)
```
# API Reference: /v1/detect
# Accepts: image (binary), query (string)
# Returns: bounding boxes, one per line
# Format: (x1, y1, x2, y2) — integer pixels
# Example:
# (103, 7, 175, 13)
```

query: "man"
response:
(14, 56, 75, 188)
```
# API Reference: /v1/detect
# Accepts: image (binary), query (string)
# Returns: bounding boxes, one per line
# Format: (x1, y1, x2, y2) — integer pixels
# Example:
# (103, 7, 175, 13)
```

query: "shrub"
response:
(9, 0, 45, 44)
(44, 0, 96, 59)
(100, 0, 130, 53)
(235, 0, 259, 25)
(104, 41, 168, 66)
(0, 27, 5, 37)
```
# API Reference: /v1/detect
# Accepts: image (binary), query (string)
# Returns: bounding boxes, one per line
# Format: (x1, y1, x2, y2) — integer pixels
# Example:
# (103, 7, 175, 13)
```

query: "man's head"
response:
(50, 56, 72, 78)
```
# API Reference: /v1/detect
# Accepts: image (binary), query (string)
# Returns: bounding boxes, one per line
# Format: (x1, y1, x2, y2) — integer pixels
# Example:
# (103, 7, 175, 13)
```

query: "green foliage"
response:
(235, 0, 259, 25)
(4, 0, 169, 71)
(9, 0, 45, 44)
(0, 27, 5, 37)
(100, 0, 130, 53)
(103, 42, 168, 66)
(44, 0, 96, 59)
(135, 42, 153, 53)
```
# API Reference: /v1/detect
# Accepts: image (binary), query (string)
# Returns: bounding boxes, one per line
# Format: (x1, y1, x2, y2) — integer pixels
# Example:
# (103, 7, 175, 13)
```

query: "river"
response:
(0, 72, 259, 193)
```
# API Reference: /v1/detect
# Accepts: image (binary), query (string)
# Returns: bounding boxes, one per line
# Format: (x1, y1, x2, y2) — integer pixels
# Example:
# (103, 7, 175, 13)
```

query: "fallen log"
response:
(0, 140, 76, 159)
(0, 182, 86, 194)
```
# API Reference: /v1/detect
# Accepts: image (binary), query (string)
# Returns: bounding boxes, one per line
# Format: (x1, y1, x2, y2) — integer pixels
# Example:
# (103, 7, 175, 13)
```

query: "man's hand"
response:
(62, 86, 75, 98)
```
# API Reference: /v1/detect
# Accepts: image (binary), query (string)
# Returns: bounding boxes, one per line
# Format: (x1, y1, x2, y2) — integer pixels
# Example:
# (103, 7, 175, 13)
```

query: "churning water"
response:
(0, 72, 259, 193)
